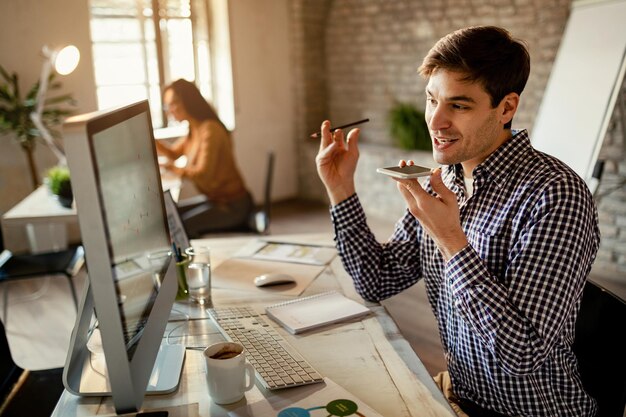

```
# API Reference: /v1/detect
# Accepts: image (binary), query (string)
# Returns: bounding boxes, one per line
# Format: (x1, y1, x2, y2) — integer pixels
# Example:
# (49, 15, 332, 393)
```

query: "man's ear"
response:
(499, 92, 519, 126)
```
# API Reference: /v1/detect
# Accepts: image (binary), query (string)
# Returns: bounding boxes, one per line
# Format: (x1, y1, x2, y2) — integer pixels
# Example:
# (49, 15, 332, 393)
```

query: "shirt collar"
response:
(444, 129, 531, 190)
(441, 164, 467, 203)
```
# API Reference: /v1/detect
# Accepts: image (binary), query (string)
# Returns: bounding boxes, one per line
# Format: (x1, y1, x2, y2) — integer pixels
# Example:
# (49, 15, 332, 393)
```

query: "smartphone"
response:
(376, 165, 432, 179)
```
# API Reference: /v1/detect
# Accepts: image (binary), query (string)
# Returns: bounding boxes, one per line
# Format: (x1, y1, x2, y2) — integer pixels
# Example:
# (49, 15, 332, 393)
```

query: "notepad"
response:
(265, 291, 371, 334)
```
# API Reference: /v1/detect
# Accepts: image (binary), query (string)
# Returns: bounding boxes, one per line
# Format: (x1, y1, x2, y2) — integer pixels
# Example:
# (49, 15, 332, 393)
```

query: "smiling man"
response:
(315, 26, 599, 417)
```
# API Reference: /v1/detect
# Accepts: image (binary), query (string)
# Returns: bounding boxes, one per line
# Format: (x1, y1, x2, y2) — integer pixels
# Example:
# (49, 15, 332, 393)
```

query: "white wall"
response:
(0, 0, 98, 213)
(227, 0, 298, 203)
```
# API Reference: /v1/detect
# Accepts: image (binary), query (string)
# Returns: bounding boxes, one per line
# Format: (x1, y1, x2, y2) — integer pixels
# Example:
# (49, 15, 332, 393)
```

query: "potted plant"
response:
(45, 165, 73, 208)
(388, 102, 432, 151)
(0, 65, 75, 189)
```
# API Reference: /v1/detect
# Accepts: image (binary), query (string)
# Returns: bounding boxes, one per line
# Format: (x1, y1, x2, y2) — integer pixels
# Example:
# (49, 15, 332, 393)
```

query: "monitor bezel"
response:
(62, 100, 180, 413)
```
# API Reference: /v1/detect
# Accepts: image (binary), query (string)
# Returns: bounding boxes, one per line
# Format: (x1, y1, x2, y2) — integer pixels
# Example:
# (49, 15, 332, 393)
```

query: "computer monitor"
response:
(61, 100, 185, 414)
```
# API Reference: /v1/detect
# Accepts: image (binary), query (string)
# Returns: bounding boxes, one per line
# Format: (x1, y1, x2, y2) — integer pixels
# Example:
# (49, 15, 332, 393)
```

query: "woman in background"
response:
(156, 79, 252, 237)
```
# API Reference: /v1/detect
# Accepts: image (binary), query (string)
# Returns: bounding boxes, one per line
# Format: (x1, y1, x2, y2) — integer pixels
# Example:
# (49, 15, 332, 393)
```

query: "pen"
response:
(310, 118, 370, 138)
(172, 242, 181, 262)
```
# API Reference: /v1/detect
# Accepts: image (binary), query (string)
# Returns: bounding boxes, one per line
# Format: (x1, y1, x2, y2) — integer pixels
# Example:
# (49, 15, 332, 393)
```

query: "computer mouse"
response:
(253, 273, 296, 287)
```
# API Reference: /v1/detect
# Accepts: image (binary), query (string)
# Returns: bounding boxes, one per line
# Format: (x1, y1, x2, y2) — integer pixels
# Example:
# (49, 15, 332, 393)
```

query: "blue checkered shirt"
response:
(331, 130, 600, 416)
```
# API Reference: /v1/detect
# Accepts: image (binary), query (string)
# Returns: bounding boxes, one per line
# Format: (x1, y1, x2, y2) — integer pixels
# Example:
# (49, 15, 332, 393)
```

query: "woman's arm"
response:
(155, 137, 185, 161)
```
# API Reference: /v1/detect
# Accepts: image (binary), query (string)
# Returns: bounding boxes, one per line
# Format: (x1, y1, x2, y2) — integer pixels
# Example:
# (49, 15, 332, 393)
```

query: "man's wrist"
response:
(439, 236, 469, 261)
(327, 184, 356, 206)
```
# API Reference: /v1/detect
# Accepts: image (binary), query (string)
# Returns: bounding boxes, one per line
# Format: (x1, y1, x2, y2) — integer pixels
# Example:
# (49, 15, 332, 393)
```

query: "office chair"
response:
(0, 228, 83, 325)
(249, 150, 275, 234)
(0, 319, 64, 417)
(573, 280, 626, 417)
(183, 150, 275, 236)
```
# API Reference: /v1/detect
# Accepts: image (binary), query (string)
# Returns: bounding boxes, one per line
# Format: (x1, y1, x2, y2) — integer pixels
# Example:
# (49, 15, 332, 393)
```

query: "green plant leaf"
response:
(25, 81, 39, 101)
(388, 102, 431, 151)
(0, 64, 76, 174)
(0, 85, 11, 102)
(11, 73, 19, 102)
(0, 65, 11, 84)
(44, 93, 75, 105)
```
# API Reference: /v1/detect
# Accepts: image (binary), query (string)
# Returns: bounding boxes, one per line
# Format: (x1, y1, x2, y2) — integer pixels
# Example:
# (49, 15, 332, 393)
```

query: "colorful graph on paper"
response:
(229, 378, 384, 417)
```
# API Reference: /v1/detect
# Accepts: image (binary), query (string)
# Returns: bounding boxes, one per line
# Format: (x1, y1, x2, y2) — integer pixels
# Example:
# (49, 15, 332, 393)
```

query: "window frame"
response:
(89, 0, 213, 129)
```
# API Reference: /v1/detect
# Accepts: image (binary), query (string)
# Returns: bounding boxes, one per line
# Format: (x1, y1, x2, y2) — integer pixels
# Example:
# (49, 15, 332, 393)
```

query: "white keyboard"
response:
(207, 306, 324, 390)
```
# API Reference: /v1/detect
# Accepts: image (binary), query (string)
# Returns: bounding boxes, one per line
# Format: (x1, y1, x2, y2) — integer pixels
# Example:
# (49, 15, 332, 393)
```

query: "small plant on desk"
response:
(46, 165, 73, 208)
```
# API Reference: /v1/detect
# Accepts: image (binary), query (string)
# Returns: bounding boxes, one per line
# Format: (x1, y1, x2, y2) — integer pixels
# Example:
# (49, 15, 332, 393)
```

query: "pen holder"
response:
(175, 254, 190, 300)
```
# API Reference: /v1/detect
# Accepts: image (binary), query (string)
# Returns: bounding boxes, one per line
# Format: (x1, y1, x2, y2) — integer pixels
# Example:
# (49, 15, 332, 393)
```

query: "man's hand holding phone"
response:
(376, 164, 433, 179)
(380, 161, 469, 261)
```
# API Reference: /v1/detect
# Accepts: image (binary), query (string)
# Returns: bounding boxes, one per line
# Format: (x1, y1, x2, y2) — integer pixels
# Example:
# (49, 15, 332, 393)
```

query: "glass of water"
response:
(185, 246, 211, 306)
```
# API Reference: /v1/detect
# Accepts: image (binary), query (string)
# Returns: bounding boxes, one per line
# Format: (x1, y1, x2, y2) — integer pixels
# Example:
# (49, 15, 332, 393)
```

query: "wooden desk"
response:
(52, 234, 454, 417)
(1, 185, 80, 253)
(1, 179, 181, 254)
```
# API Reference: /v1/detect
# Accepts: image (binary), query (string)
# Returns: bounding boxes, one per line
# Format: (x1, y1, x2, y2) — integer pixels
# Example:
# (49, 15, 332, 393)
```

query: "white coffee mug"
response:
(204, 341, 255, 404)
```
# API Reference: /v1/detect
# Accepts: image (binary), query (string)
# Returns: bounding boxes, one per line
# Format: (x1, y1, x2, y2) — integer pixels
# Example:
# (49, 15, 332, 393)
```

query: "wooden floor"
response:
(2, 198, 625, 380)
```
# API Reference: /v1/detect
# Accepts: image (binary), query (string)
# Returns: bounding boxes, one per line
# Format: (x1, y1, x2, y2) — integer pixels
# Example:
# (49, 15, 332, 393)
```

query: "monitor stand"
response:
(63, 282, 185, 397)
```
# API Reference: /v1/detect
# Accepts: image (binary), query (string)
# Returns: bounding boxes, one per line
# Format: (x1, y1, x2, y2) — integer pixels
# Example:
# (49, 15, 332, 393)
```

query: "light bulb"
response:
(53, 45, 80, 75)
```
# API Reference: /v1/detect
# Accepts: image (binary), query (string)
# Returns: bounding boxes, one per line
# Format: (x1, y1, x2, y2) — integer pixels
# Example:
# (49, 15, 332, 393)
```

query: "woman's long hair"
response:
(165, 79, 228, 131)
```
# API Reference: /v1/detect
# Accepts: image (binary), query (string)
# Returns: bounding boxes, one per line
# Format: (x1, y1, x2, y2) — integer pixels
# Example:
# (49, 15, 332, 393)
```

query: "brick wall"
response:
(290, 0, 626, 276)
(291, 0, 333, 202)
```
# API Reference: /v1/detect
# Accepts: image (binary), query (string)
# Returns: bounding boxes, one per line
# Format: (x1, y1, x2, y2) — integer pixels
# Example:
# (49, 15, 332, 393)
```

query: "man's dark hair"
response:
(418, 26, 530, 129)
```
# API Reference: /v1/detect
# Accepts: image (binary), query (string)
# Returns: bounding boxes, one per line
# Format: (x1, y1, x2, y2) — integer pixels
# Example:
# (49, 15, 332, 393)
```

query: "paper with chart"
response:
(251, 241, 336, 266)
(229, 378, 384, 417)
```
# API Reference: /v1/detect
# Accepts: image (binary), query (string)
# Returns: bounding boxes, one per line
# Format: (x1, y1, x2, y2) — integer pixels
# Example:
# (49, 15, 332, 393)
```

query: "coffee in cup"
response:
(209, 346, 241, 360)
(204, 342, 255, 404)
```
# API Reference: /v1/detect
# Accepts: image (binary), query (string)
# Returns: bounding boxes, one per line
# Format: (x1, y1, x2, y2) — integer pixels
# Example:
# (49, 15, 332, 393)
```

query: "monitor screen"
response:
(89, 110, 170, 353)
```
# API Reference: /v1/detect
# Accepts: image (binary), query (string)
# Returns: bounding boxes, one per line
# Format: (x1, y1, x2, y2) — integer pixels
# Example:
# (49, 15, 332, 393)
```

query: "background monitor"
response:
(62, 100, 184, 414)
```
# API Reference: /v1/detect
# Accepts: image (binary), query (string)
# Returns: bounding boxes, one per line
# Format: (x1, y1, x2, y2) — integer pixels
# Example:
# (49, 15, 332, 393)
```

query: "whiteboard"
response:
(531, 0, 626, 181)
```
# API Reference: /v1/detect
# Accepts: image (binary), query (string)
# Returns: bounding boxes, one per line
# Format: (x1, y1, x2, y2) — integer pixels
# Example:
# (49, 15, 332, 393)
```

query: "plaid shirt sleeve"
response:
(331, 194, 423, 301)
(447, 176, 600, 376)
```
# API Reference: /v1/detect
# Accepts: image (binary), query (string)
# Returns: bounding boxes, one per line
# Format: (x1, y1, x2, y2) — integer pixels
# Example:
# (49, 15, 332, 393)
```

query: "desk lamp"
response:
(30, 45, 80, 165)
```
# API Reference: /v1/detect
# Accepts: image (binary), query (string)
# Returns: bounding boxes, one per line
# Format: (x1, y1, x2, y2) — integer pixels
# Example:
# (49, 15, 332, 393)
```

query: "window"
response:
(89, 0, 212, 128)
